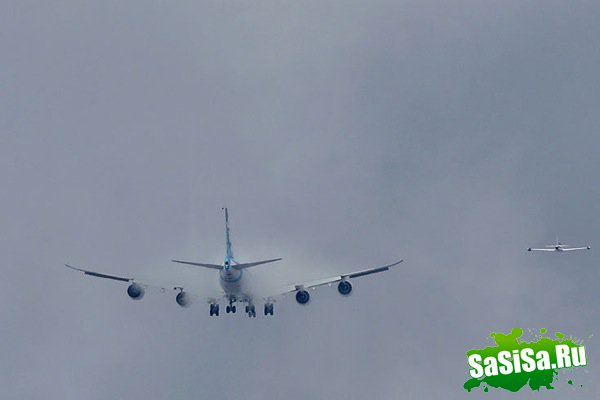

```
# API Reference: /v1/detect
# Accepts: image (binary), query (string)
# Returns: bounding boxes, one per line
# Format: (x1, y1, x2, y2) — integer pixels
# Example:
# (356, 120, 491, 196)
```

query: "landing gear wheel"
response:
(247, 305, 256, 317)
(232, 306, 236, 313)
(210, 304, 219, 316)
(226, 305, 231, 313)
(263, 304, 274, 316)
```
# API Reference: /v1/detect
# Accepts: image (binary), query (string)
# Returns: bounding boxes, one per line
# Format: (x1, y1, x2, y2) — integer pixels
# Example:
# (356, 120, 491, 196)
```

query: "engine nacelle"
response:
(337, 280, 352, 296)
(176, 291, 192, 307)
(127, 283, 145, 300)
(295, 289, 310, 305)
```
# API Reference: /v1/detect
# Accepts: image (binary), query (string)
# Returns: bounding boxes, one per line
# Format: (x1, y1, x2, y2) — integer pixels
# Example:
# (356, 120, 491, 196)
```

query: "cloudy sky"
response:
(1, 1, 599, 398)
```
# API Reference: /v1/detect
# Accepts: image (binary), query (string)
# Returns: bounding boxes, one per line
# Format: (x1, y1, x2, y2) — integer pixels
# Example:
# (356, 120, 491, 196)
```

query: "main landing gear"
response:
(209, 303, 219, 316)
(246, 304, 256, 318)
(263, 303, 274, 316)
(209, 300, 267, 318)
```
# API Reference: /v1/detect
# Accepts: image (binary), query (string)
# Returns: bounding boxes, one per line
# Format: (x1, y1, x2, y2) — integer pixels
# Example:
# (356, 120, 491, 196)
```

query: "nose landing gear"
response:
(226, 304, 237, 313)
(225, 297, 237, 313)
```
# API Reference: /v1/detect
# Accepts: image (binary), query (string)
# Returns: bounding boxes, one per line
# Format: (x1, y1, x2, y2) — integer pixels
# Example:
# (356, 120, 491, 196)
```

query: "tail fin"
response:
(223, 207, 234, 260)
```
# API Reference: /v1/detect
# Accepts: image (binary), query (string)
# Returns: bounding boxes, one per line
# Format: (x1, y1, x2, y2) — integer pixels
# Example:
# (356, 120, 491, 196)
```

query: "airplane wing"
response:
(527, 248, 556, 252)
(65, 264, 223, 305)
(65, 264, 133, 282)
(562, 247, 591, 251)
(271, 259, 403, 296)
(234, 258, 282, 270)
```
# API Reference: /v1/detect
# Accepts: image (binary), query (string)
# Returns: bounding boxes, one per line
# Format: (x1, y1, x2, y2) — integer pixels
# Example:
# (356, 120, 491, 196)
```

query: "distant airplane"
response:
(528, 236, 591, 252)
(66, 208, 403, 317)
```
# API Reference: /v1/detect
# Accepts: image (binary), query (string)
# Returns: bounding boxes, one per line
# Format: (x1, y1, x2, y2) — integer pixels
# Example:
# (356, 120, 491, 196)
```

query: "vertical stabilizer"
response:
(223, 207, 234, 260)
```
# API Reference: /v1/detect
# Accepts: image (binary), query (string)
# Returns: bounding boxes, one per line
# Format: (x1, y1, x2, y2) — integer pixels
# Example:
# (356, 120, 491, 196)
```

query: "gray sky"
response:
(1, 1, 599, 398)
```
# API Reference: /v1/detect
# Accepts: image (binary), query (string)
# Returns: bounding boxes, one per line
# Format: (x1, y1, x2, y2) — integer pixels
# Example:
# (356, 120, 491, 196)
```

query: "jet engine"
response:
(295, 289, 310, 305)
(127, 283, 145, 300)
(176, 291, 192, 307)
(337, 280, 352, 296)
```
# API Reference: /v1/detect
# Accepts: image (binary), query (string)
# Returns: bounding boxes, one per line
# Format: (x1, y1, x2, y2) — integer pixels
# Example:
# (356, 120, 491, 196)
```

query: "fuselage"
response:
(219, 256, 251, 298)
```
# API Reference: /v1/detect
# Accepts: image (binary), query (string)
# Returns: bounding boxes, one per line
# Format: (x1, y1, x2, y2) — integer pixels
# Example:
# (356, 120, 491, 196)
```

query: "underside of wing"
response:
(342, 259, 404, 279)
(65, 263, 223, 306)
(270, 259, 404, 298)
(65, 264, 132, 282)
(562, 247, 591, 251)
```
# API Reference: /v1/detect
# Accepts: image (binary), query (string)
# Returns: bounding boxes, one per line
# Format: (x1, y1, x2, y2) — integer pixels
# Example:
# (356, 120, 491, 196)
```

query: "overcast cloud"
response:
(1, 1, 599, 399)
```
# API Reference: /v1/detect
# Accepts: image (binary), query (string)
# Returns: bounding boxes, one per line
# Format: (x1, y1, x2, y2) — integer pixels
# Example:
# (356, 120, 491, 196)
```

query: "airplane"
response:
(528, 236, 591, 252)
(65, 208, 403, 317)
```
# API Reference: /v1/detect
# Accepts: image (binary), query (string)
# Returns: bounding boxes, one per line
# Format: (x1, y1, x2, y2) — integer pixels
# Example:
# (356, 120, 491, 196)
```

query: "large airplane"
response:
(528, 236, 591, 252)
(66, 208, 403, 317)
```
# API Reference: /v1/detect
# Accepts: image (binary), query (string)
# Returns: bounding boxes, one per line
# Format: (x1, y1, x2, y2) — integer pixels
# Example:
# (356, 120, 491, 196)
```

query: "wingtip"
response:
(65, 264, 86, 273)
(527, 248, 532, 251)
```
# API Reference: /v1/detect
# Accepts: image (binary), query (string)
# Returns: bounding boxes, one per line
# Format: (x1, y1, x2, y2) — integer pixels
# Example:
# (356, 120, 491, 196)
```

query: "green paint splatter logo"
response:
(464, 328, 588, 392)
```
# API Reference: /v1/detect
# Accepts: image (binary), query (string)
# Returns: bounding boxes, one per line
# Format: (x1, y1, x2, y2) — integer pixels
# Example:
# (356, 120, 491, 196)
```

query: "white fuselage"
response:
(219, 267, 252, 300)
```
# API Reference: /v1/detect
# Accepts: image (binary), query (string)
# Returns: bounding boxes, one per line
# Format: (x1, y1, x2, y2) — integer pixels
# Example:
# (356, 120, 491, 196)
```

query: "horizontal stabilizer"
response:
(171, 260, 223, 270)
(234, 258, 282, 270)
